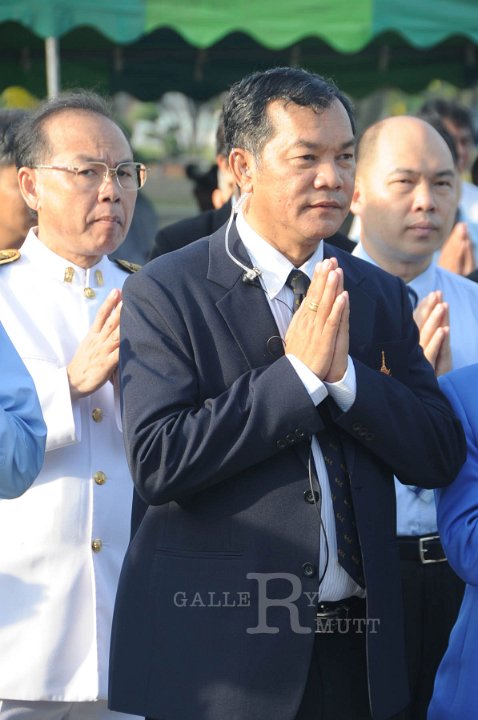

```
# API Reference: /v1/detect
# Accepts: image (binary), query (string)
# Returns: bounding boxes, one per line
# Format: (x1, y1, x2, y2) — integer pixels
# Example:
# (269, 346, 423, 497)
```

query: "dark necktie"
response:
(286, 269, 310, 313)
(285, 268, 365, 587)
(317, 423, 365, 587)
(407, 285, 419, 310)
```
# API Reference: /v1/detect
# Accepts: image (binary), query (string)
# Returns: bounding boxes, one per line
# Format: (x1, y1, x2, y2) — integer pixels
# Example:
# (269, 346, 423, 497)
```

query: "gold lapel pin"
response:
(380, 350, 392, 376)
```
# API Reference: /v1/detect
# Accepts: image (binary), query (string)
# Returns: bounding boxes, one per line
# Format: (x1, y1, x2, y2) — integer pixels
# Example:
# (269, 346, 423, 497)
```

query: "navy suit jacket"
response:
(109, 223, 465, 720)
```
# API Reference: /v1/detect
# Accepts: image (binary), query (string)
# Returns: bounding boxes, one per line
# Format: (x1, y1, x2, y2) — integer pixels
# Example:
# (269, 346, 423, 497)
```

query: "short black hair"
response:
(222, 66, 355, 159)
(0, 109, 29, 166)
(418, 98, 475, 136)
(14, 90, 130, 168)
(215, 110, 227, 158)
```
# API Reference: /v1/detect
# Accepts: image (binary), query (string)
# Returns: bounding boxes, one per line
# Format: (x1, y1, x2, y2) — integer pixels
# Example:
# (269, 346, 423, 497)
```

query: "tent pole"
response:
(45, 37, 61, 98)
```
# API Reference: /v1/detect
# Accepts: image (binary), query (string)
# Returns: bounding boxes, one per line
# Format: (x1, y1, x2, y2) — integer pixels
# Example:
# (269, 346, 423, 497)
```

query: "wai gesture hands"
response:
(285, 258, 349, 383)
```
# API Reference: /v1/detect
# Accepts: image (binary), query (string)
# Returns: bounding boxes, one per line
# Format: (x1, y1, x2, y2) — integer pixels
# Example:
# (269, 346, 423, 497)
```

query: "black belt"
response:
(398, 534, 447, 564)
(315, 596, 366, 633)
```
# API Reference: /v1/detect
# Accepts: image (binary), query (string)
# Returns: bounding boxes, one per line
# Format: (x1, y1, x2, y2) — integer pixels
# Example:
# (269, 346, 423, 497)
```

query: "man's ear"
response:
(229, 148, 254, 194)
(350, 177, 363, 217)
(17, 167, 41, 212)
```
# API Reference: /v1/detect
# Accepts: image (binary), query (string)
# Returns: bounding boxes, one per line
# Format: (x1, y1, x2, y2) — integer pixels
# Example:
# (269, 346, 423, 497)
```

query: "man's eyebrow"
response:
(72, 155, 134, 164)
(388, 168, 455, 177)
(434, 169, 456, 178)
(288, 139, 356, 151)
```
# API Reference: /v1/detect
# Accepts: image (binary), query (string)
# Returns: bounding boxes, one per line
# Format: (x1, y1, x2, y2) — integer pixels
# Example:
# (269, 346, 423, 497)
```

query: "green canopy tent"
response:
(0, 0, 477, 101)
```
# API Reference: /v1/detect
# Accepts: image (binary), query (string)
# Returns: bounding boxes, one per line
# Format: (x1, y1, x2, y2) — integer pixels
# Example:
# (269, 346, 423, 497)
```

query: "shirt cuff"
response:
(323, 357, 356, 412)
(286, 354, 328, 406)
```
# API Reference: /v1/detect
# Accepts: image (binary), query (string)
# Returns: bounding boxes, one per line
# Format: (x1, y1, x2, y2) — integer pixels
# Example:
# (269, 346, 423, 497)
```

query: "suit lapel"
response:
(323, 243, 376, 353)
(208, 224, 284, 369)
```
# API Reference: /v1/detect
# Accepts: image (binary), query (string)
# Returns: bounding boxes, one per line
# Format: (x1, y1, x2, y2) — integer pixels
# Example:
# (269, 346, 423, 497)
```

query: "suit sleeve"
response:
(435, 368, 478, 584)
(0, 322, 46, 498)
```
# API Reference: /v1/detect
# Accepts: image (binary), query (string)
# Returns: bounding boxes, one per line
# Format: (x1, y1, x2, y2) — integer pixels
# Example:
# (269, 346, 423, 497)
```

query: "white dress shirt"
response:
(237, 212, 364, 600)
(353, 241, 478, 535)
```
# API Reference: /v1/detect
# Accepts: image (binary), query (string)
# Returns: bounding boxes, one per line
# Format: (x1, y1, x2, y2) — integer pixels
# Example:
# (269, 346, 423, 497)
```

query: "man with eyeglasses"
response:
(0, 91, 145, 720)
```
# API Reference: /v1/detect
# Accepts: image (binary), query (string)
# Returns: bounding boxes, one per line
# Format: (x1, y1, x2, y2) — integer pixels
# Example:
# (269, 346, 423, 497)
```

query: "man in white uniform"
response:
(350, 114, 478, 719)
(0, 91, 145, 720)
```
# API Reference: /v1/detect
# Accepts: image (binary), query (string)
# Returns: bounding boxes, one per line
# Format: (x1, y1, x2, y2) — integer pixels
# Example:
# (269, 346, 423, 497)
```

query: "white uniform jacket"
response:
(0, 230, 134, 701)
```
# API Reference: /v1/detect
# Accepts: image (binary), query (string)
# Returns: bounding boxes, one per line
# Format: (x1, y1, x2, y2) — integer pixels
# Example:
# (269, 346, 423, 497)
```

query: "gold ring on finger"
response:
(308, 301, 320, 312)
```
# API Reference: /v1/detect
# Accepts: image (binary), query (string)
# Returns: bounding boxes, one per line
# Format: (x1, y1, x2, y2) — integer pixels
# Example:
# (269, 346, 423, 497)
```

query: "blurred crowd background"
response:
(1, 0, 477, 234)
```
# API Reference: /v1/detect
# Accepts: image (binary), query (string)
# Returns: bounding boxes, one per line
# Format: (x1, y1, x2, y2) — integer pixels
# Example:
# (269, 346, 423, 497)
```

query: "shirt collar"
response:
(352, 241, 377, 266)
(236, 211, 324, 300)
(406, 262, 438, 300)
(352, 241, 436, 301)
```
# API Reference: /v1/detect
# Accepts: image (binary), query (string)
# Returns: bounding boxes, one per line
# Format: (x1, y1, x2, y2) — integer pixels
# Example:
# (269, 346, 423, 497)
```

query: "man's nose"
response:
(313, 162, 342, 189)
(412, 182, 436, 212)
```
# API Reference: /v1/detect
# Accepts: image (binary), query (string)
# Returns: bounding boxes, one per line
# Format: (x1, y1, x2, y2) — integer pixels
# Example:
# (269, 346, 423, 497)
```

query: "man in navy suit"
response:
(109, 67, 465, 720)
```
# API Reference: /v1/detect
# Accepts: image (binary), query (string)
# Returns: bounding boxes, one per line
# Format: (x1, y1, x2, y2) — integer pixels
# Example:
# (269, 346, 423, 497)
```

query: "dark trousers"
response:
(146, 598, 408, 720)
(400, 556, 464, 720)
(295, 597, 409, 720)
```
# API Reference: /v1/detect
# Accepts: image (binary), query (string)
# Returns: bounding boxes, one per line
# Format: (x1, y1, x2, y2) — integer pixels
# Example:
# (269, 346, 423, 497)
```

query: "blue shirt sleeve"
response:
(0, 322, 46, 499)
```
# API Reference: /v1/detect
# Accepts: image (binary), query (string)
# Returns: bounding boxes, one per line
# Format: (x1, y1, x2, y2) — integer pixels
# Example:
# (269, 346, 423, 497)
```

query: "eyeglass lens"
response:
(86, 162, 146, 190)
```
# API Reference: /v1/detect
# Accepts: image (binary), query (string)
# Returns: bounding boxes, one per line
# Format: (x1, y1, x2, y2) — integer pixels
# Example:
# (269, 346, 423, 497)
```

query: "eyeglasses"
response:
(31, 161, 147, 191)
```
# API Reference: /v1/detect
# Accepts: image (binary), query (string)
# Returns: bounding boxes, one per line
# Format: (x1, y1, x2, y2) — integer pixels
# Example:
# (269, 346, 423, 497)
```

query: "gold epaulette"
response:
(0, 249, 20, 265)
(113, 259, 142, 273)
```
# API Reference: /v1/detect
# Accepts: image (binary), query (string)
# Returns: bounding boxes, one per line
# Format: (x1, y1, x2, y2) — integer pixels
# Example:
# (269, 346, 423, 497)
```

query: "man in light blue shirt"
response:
(350, 114, 478, 720)
(0, 315, 45, 498)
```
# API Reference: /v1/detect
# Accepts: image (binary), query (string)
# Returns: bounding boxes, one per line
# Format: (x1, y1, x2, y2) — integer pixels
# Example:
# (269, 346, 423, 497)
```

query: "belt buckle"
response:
(419, 534, 446, 564)
(316, 603, 349, 632)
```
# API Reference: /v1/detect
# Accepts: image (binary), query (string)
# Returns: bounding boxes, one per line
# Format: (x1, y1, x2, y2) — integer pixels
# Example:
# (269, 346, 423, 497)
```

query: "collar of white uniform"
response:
(22, 227, 110, 290)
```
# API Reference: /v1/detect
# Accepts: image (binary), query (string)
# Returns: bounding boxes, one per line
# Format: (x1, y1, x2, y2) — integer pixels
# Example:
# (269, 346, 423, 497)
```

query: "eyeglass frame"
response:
(30, 161, 147, 191)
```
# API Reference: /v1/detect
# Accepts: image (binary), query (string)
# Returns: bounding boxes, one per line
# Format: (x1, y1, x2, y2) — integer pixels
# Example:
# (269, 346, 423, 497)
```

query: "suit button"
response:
(91, 539, 103, 552)
(302, 562, 317, 578)
(84, 287, 96, 299)
(366, 432, 374, 441)
(304, 490, 319, 504)
(352, 422, 361, 432)
(277, 439, 287, 450)
(358, 428, 368, 437)
(92, 408, 103, 422)
(285, 433, 295, 445)
(295, 428, 305, 439)
(93, 471, 106, 485)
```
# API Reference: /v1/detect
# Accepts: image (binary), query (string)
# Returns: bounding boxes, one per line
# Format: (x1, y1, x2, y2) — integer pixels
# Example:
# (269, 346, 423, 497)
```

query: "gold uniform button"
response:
(84, 287, 96, 299)
(64, 266, 74, 283)
(92, 408, 103, 423)
(93, 471, 106, 485)
(91, 539, 103, 552)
